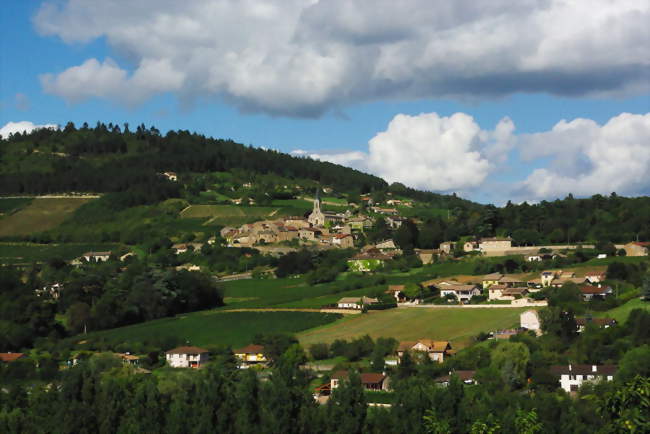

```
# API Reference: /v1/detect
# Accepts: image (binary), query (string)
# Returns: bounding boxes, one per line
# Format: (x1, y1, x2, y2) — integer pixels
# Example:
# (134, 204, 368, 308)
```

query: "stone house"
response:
(397, 340, 453, 363)
(299, 227, 321, 241)
(332, 233, 354, 248)
(478, 237, 512, 252)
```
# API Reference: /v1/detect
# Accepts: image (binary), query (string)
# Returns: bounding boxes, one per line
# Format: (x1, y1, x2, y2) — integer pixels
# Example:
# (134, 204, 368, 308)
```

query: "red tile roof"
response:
(233, 344, 265, 354)
(332, 370, 386, 385)
(0, 353, 26, 362)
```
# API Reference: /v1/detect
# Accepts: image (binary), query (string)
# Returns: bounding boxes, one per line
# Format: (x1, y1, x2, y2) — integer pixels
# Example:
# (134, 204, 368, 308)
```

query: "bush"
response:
(310, 343, 330, 360)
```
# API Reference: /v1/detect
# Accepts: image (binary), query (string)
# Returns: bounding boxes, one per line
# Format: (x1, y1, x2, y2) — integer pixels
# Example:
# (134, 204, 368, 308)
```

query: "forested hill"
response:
(0, 122, 391, 198)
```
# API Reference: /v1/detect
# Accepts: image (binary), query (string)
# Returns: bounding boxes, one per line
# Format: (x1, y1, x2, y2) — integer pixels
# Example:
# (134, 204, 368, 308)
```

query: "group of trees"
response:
(0, 260, 224, 352)
(1, 344, 647, 434)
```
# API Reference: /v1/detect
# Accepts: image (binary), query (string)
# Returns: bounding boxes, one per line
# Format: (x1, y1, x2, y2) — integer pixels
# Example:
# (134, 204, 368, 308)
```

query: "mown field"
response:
(0, 197, 94, 237)
(85, 311, 341, 348)
(297, 307, 528, 348)
(0, 242, 121, 265)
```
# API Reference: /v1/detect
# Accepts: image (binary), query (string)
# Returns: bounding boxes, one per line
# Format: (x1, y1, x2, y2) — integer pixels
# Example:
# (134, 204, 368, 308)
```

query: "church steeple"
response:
(314, 188, 321, 212)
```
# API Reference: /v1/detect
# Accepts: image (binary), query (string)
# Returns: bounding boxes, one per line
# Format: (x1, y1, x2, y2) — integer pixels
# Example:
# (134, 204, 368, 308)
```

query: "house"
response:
(347, 250, 390, 272)
(435, 370, 476, 386)
(81, 251, 112, 262)
(284, 216, 310, 229)
(299, 227, 321, 241)
(386, 216, 408, 229)
(337, 296, 380, 310)
(375, 239, 398, 250)
(332, 233, 354, 248)
(397, 340, 453, 363)
(575, 317, 617, 332)
(585, 272, 607, 284)
(372, 207, 399, 216)
(255, 230, 278, 244)
(276, 226, 300, 242)
(623, 242, 650, 257)
(35, 282, 64, 300)
(482, 273, 504, 289)
(439, 241, 455, 254)
(348, 216, 373, 231)
(541, 270, 558, 287)
(162, 171, 178, 181)
(172, 243, 191, 254)
(464, 241, 478, 252)
(116, 353, 140, 366)
(550, 364, 617, 393)
(580, 285, 613, 301)
(0, 353, 26, 363)
(478, 237, 512, 252)
(498, 276, 527, 288)
(488, 285, 528, 301)
(234, 344, 268, 366)
(437, 282, 481, 303)
(165, 346, 209, 368)
(526, 254, 543, 262)
(331, 371, 390, 391)
(414, 249, 444, 265)
(385, 285, 407, 303)
(520, 310, 542, 334)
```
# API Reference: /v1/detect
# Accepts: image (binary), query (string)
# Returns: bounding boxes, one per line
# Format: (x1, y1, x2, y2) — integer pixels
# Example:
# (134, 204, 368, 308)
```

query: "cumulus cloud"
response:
(295, 112, 512, 193)
(517, 112, 650, 199)
(0, 121, 58, 139)
(294, 111, 650, 200)
(34, 0, 650, 116)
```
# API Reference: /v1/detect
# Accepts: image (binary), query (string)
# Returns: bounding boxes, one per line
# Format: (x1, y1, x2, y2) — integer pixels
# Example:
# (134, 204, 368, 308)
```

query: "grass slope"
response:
(86, 311, 341, 348)
(0, 197, 93, 237)
(0, 198, 33, 215)
(599, 298, 649, 322)
(297, 307, 528, 348)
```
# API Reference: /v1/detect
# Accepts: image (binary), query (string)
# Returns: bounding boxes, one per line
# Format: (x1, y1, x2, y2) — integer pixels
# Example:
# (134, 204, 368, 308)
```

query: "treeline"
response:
(1, 348, 647, 433)
(0, 122, 387, 195)
(0, 261, 224, 351)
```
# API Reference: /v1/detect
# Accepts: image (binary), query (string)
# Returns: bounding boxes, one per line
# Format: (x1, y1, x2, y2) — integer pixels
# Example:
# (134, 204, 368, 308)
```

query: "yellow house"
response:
(482, 273, 503, 289)
(234, 344, 268, 366)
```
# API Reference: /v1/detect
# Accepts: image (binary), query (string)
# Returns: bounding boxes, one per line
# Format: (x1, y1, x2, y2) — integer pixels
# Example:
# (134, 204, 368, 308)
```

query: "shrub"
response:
(310, 343, 330, 360)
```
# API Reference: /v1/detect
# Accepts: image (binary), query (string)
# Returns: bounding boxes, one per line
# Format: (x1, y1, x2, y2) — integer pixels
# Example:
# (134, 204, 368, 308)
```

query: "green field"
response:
(0, 242, 121, 265)
(0, 197, 94, 237)
(297, 307, 528, 348)
(599, 298, 649, 322)
(85, 311, 341, 348)
(0, 197, 33, 214)
(220, 277, 382, 310)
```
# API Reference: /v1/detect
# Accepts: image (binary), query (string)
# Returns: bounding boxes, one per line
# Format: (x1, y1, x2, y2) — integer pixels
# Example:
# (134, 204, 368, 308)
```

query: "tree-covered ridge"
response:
(0, 122, 387, 195)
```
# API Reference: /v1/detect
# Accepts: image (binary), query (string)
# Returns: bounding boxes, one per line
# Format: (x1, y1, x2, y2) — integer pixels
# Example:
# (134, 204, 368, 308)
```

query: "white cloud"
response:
(294, 112, 512, 193)
(34, 0, 650, 116)
(294, 111, 650, 200)
(0, 121, 58, 139)
(517, 112, 650, 199)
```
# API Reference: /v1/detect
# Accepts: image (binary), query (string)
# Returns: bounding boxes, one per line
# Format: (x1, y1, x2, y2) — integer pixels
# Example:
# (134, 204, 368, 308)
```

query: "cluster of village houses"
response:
(333, 268, 613, 310)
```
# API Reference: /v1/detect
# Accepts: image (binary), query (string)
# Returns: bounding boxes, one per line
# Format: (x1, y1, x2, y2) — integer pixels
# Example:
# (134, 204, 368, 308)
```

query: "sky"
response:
(1, 0, 649, 204)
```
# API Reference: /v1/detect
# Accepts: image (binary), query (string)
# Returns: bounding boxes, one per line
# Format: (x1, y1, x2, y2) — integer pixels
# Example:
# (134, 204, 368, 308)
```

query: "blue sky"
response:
(1, 1, 649, 204)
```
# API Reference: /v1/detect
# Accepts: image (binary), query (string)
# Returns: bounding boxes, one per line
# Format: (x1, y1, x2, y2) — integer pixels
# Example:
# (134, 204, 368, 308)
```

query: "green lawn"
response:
(0, 242, 121, 265)
(297, 307, 528, 348)
(0, 197, 94, 237)
(599, 298, 649, 322)
(84, 311, 341, 348)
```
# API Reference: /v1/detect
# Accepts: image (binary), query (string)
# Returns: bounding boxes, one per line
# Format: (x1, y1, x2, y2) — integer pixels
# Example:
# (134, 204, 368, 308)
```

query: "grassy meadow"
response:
(84, 311, 342, 348)
(0, 197, 93, 237)
(297, 307, 529, 348)
(0, 197, 33, 215)
(599, 297, 649, 322)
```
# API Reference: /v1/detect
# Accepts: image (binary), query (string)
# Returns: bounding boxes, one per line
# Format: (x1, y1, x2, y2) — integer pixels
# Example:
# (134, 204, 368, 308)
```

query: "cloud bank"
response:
(295, 112, 650, 201)
(0, 121, 58, 139)
(35, 0, 650, 116)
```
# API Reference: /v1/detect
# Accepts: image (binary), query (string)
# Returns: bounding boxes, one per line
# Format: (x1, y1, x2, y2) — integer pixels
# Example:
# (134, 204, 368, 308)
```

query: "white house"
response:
(165, 346, 209, 368)
(478, 237, 512, 252)
(550, 364, 617, 393)
(337, 296, 379, 310)
(437, 282, 481, 303)
(520, 310, 542, 334)
(82, 251, 112, 262)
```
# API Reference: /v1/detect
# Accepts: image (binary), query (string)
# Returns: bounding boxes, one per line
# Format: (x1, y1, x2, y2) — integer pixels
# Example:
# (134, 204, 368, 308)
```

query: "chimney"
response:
(592, 365, 597, 372)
